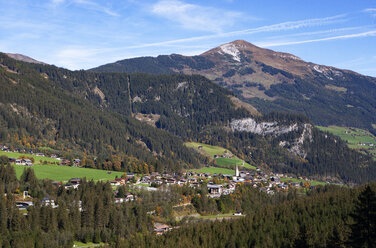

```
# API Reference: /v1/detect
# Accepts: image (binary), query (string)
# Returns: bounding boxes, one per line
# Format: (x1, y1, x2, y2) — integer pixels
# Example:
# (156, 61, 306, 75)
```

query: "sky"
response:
(0, 0, 376, 76)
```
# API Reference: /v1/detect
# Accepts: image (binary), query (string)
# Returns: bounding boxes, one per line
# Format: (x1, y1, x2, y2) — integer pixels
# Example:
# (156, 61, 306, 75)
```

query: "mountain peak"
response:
(201, 40, 258, 57)
(6, 53, 46, 65)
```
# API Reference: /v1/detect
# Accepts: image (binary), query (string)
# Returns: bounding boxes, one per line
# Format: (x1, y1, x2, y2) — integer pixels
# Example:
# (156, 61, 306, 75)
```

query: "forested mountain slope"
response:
(91, 40, 376, 133)
(0, 53, 203, 171)
(2, 53, 376, 183)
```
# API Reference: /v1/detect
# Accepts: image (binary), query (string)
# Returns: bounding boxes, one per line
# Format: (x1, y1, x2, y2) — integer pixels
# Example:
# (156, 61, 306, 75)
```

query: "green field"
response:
(185, 142, 227, 157)
(12, 164, 124, 182)
(73, 241, 105, 247)
(317, 126, 376, 158)
(215, 157, 256, 169)
(0, 150, 60, 163)
(280, 177, 326, 186)
(185, 142, 256, 170)
(188, 167, 235, 175)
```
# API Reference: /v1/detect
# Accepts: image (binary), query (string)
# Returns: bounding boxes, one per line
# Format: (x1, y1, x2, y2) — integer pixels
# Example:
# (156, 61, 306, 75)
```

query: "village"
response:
(1, 144, 320, 196)
(1, 144, 330, 235)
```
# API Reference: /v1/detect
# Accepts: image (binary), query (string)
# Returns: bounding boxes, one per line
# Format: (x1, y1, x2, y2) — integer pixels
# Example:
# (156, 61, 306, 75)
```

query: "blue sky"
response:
(1, 0, 376, 76)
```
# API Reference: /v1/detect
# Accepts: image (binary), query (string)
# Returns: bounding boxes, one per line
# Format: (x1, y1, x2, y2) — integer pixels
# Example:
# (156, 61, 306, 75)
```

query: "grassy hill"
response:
(0, 150, 124, 181)
(317, 126, 376, 159)
(12, 163, 124, 181)
(188, 167, 235, 175)
(0, 151, 59, 163)
(185, 142, 256, 170)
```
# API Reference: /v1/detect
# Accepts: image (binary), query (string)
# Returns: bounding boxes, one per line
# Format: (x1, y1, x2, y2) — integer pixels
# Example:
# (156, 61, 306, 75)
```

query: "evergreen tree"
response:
(348, 185, 376, 248)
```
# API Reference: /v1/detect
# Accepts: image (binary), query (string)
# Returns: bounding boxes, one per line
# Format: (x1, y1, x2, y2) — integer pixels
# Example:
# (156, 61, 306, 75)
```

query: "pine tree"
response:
(348, 185, 376, 248)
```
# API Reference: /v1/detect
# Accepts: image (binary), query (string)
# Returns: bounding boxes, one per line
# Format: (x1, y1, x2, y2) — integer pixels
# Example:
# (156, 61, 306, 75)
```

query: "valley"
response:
(0, 40, 376, 247)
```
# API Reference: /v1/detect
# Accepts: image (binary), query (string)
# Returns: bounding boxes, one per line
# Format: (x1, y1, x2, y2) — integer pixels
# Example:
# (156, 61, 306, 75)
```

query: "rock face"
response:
(230, 118, 313, 158)
(230, 118, 298, 136)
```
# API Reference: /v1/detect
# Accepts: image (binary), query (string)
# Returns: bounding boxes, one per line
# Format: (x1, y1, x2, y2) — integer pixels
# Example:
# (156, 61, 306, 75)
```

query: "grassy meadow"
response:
(12, 163, 124, 182)
(0, 150, 60, 163)
(280, 177, 326, 186)
(317, 126, 376, 158)
(1, 150, 125, 181)
(185, 142, 256, 170)
(188, 167, 235, 175)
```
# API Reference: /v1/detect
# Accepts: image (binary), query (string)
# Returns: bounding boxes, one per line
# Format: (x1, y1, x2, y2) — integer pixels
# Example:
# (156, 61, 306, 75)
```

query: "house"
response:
(115, 178, 126, 184)
(207, 184, 223, 195)
(23, 159, 33, 166)
(233, 177, 245, 183)
(115, 198, 126, 204)
(166, 178, 176, 185)
(60, 159, 70, 166)
(125, 193, 135, 202)
(154, 223, 171, 235)
(126, 173, 135, 179)
(222, 174, 233, 180)
(9, 157, 17, 163)
(110, 180, 120, 186)
(73, 159, 81, 167)
(16, 201, 33, 210)
(178, 179, 187, 185)
(188, 177, 197, 183)
(64, 183, 79, 190)
(270, 176, 281, 183)
(15, 159, 24, 165)
(239, 172, 247, 178)
(35, 153, 45, 157)
(0, 145, 8, 151)
(52, 181, 62, 186)
(186, 172, 195, 177)
(189, 182, 200, 188)
(70, 178, 81, 185)
(291, 182, 301, 188)
(151, 172, 160, 177)
(41, 198, 58, 208)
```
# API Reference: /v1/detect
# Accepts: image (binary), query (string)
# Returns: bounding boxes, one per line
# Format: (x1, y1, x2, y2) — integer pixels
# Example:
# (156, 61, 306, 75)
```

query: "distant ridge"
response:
(90, 40, 376, 132)
(6, 53, 46, 65)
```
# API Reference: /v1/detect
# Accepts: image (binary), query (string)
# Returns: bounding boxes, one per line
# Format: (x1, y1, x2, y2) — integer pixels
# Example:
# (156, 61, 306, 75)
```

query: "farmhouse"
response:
(153, 223, 171, 235)
(207, 184, 223, 196)
(23, 159, 33, 166)
(15, 159, 24, 165)
(73, 159, 81, 167)
(60, 159, 70, 166)
(11, 158, 33, 166)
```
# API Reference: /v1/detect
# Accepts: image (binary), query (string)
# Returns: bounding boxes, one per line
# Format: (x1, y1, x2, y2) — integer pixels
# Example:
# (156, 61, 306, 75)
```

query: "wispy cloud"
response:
(116, 14, 348, 49)
(51, 0, 119, 17)
(151, 0, 245, 33)
(258, 30, 376, 47)
(363, 8, 376, 18)
(363, 8, 376, 13)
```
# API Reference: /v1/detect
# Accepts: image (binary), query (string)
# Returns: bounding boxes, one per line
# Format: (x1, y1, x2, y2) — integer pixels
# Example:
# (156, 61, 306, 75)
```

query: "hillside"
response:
(1, 53, 376, 183)
(0, 53, 204, 172)
(91, 40, 376, 133)
(317, 126, 376, 159)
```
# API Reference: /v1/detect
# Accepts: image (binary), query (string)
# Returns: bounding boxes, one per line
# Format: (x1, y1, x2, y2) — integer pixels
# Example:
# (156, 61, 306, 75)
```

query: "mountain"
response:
(91, 40, 376, 133)
(5, 53, 46, 65)
(1, 52, 376, 183)
(0, 52, 207, 172)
